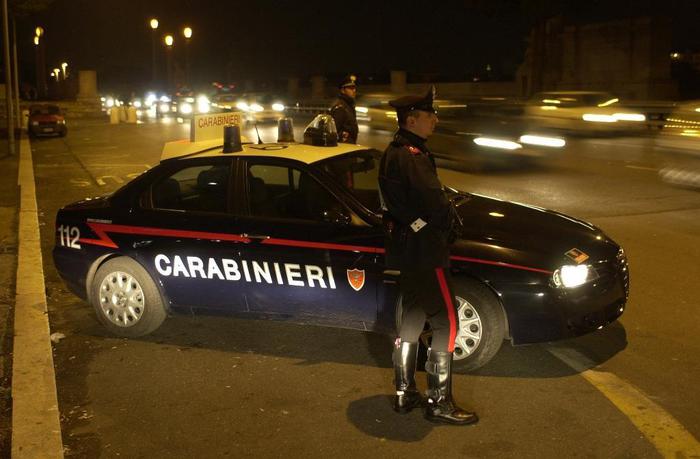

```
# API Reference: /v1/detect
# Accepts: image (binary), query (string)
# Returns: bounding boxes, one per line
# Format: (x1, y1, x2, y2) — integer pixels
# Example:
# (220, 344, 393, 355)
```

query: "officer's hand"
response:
(341, 131, 349, 142)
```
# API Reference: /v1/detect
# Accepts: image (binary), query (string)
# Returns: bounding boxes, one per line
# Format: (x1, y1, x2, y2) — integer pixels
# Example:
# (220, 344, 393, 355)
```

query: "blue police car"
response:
(53, 115, 629, 371)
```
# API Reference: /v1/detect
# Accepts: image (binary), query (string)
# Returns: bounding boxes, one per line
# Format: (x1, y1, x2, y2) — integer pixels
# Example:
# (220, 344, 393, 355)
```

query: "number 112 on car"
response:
(58, 225, 81, 249)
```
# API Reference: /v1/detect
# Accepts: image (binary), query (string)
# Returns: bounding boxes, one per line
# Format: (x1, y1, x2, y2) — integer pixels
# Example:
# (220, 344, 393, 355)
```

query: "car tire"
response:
(451, 278, 506, 371)
(395, 277, 506, 372)
(91, 257, 167, 337)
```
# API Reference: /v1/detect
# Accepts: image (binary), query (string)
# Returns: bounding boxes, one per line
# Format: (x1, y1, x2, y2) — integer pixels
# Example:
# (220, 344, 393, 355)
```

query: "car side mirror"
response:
(321, 208, 351, 226)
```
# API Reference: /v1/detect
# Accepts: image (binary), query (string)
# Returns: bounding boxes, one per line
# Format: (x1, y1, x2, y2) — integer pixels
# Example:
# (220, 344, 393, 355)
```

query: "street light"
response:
(35, 25, 47, 98)
(61, 62, 68, 79)
(53, 68, 60, 81)
(183, 26, 192, 86)
(149, 18, 159, 84)
(164, 34, 174, 91)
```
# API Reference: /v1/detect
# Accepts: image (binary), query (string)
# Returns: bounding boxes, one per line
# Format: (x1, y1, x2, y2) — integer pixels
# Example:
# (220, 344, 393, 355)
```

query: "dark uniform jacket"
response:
(329, 93, 358, 143)
(379, 128, 452, 269)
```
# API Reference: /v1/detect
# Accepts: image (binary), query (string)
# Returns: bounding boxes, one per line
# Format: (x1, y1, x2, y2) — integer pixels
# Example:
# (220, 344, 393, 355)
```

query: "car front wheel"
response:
(396, 277, 506, 372)
(450, 278, 506, 371)
(91, 257, 167, 337)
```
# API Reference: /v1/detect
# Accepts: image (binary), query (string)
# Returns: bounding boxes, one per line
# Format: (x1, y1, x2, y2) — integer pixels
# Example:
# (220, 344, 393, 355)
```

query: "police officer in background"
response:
(329, 74, 359, 143)
(378, 86, 478, 426)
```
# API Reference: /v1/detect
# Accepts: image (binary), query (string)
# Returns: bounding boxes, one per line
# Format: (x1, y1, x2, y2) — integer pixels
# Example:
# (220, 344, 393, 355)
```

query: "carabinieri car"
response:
(53, 115, 629, 371)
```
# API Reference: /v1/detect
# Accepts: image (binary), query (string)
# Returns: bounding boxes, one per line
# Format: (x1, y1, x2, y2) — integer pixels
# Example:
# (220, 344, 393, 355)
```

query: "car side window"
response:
(248, 163, 342, 222)
(151, 163, 230, 213)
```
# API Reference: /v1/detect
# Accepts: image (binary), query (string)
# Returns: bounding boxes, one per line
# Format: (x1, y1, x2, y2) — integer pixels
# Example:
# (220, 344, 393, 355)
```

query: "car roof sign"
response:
(190, 112, 244, 142)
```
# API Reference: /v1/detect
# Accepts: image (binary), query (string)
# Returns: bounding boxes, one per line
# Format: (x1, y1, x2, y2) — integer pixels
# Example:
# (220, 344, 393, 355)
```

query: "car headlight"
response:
(250, 103, 264, 112)
(552, 264, 597, 288)
(473, 137, 522, 150)
(613, 113, 645, 122)
(159, 103, 170, 113)
(519, 134, 566, 148)
(236, 101, 250, 111)
(582, 114, 617, 123)
(179, 102, 193, 114)
(272, 102, 285, 112)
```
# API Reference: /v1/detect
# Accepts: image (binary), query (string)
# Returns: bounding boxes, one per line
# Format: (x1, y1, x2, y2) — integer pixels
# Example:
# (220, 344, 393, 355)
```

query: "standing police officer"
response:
(378, 86, 478, 426)
(329, 74, 359, 143)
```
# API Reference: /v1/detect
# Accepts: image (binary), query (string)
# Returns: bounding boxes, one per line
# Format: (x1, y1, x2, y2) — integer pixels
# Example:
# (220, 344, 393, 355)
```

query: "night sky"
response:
(13, 0, 700, 93)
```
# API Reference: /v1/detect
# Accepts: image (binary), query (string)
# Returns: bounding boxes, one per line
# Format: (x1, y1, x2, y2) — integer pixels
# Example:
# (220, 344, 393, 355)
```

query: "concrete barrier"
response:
(127, 106, 137, 123)
(109, 107, 120, 124)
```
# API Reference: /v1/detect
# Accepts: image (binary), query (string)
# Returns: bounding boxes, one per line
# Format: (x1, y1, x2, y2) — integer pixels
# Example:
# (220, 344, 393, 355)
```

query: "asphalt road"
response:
(28, 115, 700, 458)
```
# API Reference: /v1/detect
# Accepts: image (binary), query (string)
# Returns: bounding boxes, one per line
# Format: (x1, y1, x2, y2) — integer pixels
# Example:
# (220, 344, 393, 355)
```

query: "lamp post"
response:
(61, 61, 68, 79)
(35, 25, 47, 98)
(149, 18, 158, 85)
(164, 34, 173, 92)
(183, 26, 192, 87)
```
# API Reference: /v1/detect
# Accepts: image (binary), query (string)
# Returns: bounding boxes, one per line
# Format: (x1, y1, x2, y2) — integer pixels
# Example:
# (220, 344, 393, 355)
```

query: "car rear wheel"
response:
(91, 257, 167, 337)
(395, 277, 506, 372)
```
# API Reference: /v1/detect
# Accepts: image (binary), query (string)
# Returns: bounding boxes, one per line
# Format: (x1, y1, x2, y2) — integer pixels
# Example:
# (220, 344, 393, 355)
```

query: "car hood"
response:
(451, 193, 619, 271)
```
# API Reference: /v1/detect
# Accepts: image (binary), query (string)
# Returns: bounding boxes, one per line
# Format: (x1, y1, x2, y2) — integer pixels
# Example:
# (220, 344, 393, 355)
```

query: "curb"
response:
(11, 133, 64, 458)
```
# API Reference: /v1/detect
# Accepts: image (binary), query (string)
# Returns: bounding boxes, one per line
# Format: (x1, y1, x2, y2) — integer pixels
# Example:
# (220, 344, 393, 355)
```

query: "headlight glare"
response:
(179, 102, 193, 114)
(553, 264, 590, 288)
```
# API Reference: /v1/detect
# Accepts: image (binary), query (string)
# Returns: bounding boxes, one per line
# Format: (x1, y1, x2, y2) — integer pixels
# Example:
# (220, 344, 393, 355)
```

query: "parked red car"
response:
(28, 104, 67, 137)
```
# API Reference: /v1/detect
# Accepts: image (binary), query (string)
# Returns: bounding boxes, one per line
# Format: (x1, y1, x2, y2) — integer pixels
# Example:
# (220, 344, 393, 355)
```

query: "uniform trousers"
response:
(397, 267, 458, 353)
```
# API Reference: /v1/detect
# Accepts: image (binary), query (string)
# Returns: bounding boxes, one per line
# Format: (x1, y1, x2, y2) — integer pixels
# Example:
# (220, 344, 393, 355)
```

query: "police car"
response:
(53, 113, 629, 371)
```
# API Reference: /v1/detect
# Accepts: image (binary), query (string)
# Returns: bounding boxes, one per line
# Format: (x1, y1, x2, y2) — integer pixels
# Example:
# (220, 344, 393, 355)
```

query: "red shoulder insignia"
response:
(407, 146, 421, 155)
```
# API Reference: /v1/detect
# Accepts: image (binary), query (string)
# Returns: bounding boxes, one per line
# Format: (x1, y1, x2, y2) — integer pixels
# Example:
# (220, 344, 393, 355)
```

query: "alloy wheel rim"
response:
(452, 295, 482, 360)
(98, 271, 145, 327)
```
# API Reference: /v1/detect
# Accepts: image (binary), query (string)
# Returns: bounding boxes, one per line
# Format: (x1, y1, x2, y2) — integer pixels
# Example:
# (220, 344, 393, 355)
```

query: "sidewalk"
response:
(0, 144, 19, 458)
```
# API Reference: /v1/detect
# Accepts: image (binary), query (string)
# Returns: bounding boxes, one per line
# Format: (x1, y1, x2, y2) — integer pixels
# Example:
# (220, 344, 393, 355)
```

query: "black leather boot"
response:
(393, 340, 423, 413)
(424, 349, 478, 425)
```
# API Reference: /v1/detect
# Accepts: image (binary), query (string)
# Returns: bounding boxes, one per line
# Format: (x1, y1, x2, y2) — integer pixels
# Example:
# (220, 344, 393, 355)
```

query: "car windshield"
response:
(317, 149, 383, 213)
(32, 106, 60, 115)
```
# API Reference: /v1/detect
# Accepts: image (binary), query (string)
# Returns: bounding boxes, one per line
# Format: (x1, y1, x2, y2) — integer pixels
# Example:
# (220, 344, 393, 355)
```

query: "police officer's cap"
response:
(339, 74, 358, 89)
(389, 85, 437, 115)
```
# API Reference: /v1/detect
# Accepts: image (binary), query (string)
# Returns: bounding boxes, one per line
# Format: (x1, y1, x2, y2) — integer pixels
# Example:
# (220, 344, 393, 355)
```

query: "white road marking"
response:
(69, 178, 92, 187)
(96, 175, 124, 186)
(548, 346, 700, 458)
(13, 134, 64, 457)
(625, 165, 657, 171)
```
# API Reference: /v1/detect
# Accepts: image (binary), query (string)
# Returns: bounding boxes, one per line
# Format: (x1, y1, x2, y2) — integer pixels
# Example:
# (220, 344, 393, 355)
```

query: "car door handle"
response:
(242, 234, 270, 241)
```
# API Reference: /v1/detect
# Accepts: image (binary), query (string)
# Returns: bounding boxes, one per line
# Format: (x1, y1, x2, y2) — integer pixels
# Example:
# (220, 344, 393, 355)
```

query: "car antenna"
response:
(254, 122, 263, 144)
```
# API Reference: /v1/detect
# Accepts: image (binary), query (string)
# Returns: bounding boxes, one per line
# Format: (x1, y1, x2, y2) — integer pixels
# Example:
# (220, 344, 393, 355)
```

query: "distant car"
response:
(655, 100, 700, 153)
(210, 93, 238, 111)
(28, 104, 67, 137)
(172, 94, 211, 117)
(230, 93, 287, 124)
(358, 97, 566, 165)
(52, 116, 629, 371)
(655, 100, 700, 189)
(523, 91, 646, 134)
